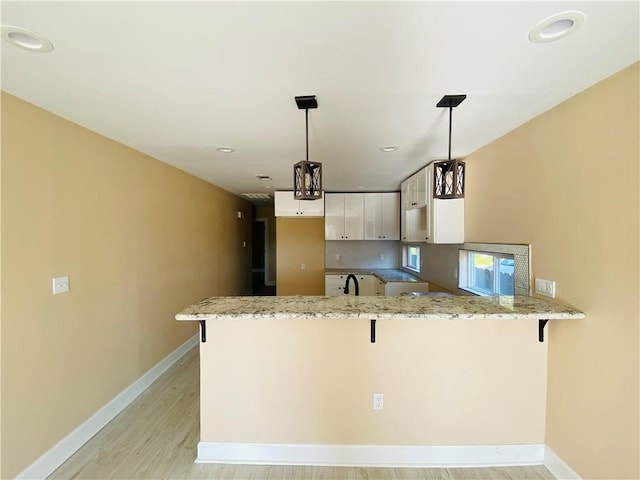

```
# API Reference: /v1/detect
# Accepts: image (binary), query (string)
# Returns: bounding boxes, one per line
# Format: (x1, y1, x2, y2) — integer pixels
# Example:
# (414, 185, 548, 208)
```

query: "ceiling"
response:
(2, 2, 638, 204)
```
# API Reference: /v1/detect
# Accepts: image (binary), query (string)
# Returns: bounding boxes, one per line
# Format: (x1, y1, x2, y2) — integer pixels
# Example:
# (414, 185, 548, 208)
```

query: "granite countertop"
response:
(324, 268, 425, 283)
(176, 295, 585, 321)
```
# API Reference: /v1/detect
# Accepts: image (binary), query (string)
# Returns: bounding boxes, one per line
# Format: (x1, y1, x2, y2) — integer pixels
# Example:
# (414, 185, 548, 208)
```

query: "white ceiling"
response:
(2, 1, 638, 203)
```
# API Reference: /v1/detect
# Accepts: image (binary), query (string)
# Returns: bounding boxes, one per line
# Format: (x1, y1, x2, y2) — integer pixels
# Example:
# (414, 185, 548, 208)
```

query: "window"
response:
(458, 243, 529, 296)
(465, 252, 514, 295)
(403, 244, 421, 272)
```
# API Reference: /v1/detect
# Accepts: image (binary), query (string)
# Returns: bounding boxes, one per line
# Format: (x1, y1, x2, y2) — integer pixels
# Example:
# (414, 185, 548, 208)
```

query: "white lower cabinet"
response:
(325, 275, 346, 296)
(357, 275, 376, 296)
(326, 274, 428, 296)
(325, 274, 376, 296)
(375, 278, 385, 296)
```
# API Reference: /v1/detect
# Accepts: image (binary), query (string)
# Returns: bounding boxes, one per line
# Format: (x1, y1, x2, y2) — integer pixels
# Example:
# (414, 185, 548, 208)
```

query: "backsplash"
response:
(325, 241, 400, 269)
(417, 243, 462, 292)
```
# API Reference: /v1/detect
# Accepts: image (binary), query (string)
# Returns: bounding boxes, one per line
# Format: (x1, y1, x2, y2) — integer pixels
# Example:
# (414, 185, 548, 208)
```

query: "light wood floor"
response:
(48, 347, 555, 480)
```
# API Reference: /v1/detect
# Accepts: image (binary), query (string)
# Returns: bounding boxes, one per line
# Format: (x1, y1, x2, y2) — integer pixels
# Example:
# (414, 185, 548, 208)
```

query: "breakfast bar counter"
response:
(176, 295, 583, 467)
(175, 294, 584, 321)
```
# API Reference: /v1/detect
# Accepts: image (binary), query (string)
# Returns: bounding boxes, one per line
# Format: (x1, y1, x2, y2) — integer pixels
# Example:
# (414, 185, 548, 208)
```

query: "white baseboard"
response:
(544, 446, 582, 480)
(196, 442, 545, 468)
(16, 334, 199, 480)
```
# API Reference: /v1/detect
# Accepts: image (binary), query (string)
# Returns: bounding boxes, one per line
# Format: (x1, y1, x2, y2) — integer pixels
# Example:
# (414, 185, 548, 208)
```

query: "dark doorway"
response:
(252, 218, 275, 295)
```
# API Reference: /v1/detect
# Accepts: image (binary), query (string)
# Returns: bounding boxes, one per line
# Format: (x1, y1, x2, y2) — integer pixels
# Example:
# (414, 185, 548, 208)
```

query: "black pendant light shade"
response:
(294, 95, 322, 200)
(433, 94, 466, 199)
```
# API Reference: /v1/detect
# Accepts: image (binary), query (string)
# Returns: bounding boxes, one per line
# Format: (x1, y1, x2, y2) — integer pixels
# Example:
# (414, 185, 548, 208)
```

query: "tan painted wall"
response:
(0, 92, 252, 478)
(464, 63, 639, 478)
(276, 218, 325, 295)
(0, 93, 4, 479)
(201, 317, 547, 445)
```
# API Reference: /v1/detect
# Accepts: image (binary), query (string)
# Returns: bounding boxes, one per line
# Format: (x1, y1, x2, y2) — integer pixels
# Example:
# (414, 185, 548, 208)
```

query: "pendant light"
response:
(293, 95, 322, 200)
(434, 94, 466, 199)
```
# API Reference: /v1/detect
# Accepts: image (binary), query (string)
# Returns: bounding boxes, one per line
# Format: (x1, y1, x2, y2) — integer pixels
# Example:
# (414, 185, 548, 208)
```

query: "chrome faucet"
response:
(343, 274, 359, 296)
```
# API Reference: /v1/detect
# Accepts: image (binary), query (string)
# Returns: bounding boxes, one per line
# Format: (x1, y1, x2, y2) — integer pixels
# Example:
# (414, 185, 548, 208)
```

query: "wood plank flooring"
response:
(48, 347, 555, 480)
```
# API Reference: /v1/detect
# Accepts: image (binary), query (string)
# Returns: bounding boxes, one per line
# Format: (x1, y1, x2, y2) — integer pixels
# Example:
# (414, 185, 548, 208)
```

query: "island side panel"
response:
(200, 317, 546, 446)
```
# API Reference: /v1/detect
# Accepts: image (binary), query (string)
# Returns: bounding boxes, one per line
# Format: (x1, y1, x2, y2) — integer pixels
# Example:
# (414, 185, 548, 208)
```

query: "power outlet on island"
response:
(535, 278, 556, 298)
(373, 393, 384, 410)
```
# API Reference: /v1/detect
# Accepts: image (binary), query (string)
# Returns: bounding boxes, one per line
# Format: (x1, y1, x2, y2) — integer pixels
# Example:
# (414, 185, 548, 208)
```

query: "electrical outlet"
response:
(373, 393, 384, 410)
(535, 278, 556, 298)
(301, 263, 306, 270)
(52, 276, 70, 295)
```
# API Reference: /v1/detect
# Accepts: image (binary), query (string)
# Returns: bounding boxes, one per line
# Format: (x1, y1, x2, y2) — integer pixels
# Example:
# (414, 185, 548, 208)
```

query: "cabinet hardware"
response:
(371, 319, 376, 343)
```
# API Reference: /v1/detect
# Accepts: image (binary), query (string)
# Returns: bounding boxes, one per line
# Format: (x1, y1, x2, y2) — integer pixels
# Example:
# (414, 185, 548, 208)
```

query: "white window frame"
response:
(460, 251, 514, 296)
(458, 243, 530, 296)
(403, 244, 421, 273)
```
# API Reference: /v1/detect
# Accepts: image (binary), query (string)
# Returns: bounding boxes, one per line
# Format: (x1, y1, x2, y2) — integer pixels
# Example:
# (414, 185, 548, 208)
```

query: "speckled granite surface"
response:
(325, 268, 424, 283)
(176, 295, 585, 321)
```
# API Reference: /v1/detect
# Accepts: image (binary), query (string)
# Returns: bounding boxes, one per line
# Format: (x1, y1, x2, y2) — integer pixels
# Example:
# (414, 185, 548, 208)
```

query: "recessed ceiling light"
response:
(380, 145, 399, 152)
(1, 25, 54, 52)
(216, 147, 234, 153)
(529, 11, 585, 43)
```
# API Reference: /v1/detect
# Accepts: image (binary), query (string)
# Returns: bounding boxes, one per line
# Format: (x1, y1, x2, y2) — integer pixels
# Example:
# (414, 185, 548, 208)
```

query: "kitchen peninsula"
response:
(176, 295, 583, 467)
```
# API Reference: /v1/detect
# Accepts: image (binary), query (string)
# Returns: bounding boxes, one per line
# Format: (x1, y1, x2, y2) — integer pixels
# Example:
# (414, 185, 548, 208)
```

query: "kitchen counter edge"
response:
(175, 294, 585, 321)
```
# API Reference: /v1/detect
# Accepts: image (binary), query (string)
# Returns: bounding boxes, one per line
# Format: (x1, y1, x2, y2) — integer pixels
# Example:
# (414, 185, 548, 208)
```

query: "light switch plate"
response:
(53, 276, 70, 295)
(535, 278, 555, 298)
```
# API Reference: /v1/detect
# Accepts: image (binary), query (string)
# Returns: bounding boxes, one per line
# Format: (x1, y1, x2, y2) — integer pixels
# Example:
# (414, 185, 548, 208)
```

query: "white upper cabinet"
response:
(425, 162, 463, 243)
(401, 164, 464, 244)
(364, 192, 400, 240)
(274, 191, 324, 217)
(404, 168, 427, 210)
(324, 193, 364, 240)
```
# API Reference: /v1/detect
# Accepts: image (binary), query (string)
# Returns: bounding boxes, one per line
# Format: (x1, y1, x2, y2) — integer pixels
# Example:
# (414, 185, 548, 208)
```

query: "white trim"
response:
(196, 442, 545, 467)
(16, 334, 199, 480)
(544, 446, 582, 480)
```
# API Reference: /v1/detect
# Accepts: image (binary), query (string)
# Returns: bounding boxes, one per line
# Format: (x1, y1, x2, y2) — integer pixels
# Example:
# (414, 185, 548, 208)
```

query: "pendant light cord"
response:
(448, 106, 453, 161)
(305, 108, 309, 161)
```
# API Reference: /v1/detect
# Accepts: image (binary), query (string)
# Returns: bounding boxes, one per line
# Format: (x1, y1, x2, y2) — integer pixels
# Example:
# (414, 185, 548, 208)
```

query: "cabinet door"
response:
(414, 168, 427, 209)
(343, 193, 364, 240)
(364, 193, 382, 240)
(274, 191, 300, 217)
(299, 197, 325, 216)
(357, 275, 376, 296)
(401, 178, 412, 210)
(380, 192, 400, 240)
(425, 164, 433, 241)
(428, 198, 464, 244)
(324, 194, 345, 240)
(325, 275, 345, 295)
(405, 207, 428, 242)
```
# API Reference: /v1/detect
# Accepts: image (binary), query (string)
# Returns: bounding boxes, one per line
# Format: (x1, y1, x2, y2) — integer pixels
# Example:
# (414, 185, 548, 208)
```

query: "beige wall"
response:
(201, 317, 546, 445)
(0, 92, 252, 478)
(464, 63, 639, 478)
(276, 218, 325, 295)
